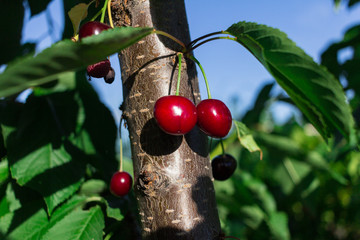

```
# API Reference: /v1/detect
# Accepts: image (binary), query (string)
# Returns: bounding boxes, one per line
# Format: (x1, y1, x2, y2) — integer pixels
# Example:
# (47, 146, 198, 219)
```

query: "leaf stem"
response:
(175, 53, 183, 96)
(187, 31, 225, 47)
(189, 55, 212, 99)
(154, 30, 187, 50)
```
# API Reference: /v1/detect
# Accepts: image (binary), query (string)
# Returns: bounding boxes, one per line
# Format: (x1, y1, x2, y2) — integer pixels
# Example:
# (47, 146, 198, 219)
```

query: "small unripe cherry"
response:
(154, 95, 197, 135)
(110, 171, 132, 197)
(197, 99, 232, 138)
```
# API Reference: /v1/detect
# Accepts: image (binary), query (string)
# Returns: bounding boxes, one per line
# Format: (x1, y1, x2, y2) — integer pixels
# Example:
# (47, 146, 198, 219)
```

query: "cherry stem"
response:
(220, 139, 225, 156)
(119, 117, 124, 172)
(187, 31, 225, 47)
(189, 55, 212, 99)
(190, 36, 237, 52)
(154, 30, 187, 50)
(107, 0, 114, 28)
(175, 53, 183, 96)
(100, 0, 110, 23)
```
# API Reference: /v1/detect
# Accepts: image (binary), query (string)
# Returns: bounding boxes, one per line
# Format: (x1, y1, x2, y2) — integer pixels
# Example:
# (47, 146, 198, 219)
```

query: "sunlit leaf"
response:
(227, 21, 354, 140)
(41, 206, 104, 240)
(0, 27, 153, 97)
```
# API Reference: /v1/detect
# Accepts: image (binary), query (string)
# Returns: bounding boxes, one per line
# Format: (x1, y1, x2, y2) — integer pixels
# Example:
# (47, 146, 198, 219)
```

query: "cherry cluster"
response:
(154, 95, 237, 180)
(79, 21, 115, 84)
(154, 96, 232, 138)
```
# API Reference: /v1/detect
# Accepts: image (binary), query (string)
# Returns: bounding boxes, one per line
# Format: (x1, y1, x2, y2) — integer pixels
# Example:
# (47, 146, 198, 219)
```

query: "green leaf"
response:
(47, 195, 87, 230)
(233, 120, 262, 159)
(41, 206, 104, 240)
(0, 200, 49, 240)
(9, 143, 85, 214)
(0, 160, 8, 186)
(0, 27, 153, 97)
(227, 21, 354, 140)
(105, 196, 126, 221)
(266, 212, 290, 240)
(79, 179, 107, 196)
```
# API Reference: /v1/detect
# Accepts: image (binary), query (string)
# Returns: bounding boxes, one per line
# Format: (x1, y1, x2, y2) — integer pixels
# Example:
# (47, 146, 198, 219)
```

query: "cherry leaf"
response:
(68, 2, 91, 36)
(233, 120, 263, 160)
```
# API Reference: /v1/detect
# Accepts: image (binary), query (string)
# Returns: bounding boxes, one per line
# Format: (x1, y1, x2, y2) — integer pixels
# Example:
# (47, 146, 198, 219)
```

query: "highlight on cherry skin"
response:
(211, 154, 237, 181)
(154, 95, 197, 135)
(110, 171, 133, 197)
(196, 99, 232, 138)
(78, 21, 111, 39)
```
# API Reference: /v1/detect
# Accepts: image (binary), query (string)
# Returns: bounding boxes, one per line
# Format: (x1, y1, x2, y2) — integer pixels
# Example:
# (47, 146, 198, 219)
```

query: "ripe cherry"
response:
(196, 99, 232, 138)
(110, 171, 133, 197)
(86, 59, 111, 78)
(79, 21, 111, 39)
(211, 154, 237, 181)
(154, 95, 197, 135)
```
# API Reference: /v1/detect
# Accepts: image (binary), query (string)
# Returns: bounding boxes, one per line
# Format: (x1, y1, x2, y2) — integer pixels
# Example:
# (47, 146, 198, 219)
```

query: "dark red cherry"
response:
(154, 95, 197, 135)
(87, 59, 111, 78)
(79, 21, 111, 39)
(197, 99, 232, 138)
(211, 154, 237, 181)
(110, 171, 133, 197)
(104, 67, 115, 84)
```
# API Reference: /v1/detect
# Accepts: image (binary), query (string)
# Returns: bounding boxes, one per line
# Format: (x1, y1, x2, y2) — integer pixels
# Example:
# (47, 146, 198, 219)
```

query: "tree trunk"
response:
(112, 0, 221, 239)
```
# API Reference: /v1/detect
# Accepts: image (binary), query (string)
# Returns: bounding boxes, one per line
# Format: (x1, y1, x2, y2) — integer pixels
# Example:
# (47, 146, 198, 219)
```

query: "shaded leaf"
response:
(0, 27, 153, 97)
(0, 160, 8, 186)
(79, 179, 107, 196)
(41, 206, 104, 240)
(266, 212, 290, 240)
(227, 21, 354, 140)
(0, 200, 48, 240)
(242, 82, 275, 126)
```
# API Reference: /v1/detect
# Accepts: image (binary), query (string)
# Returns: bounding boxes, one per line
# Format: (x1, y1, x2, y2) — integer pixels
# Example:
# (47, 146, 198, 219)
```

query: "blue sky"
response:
(22, 0, 360, 124)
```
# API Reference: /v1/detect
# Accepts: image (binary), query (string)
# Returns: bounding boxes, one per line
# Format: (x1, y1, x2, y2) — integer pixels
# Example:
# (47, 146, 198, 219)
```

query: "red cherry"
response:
(79, 21, 111, 39)
(211, 154, 237, 181)
(154, 95, 197, 135)
(86, 59, 111, 78)
(110, 171, 133, 197)
(196, 99, 232, 138)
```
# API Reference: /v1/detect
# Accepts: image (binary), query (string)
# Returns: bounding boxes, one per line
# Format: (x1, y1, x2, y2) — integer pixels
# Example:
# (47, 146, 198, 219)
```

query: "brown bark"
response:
(112, 0, 221, 239)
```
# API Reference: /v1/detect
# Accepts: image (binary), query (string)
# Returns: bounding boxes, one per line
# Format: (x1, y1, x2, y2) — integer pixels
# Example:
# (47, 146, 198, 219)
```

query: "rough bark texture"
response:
(112, 0, 221, 239)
